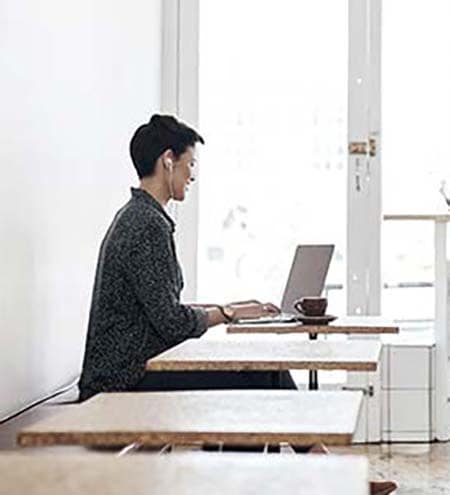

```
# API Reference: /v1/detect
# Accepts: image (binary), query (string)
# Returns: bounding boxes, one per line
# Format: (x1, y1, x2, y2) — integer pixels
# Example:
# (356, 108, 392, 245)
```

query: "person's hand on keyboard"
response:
(227, 302, 280, 321)
(227, 299, 261, 306)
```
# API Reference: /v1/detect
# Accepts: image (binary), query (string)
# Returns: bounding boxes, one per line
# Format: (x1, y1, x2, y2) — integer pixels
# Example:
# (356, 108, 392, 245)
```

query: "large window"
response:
(197, 0, 348, 311)
(381, 1, 450, 327)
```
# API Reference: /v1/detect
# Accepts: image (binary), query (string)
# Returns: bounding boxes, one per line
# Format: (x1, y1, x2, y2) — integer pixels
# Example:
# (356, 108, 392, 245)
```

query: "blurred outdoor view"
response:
(197, 0, 450, 328)
(198, 0, 347, 314)
(382, 1, 450, 329)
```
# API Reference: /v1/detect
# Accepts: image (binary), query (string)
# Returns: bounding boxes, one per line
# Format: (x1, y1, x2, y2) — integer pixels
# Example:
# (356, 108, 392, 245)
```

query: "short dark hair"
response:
(129, 114, 205, 179)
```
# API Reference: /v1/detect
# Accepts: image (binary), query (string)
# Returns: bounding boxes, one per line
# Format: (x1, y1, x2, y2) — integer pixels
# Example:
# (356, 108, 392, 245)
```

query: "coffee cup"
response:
(294, 297, 327, 316)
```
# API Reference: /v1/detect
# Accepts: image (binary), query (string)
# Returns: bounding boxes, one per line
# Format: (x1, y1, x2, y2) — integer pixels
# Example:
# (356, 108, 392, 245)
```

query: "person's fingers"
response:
(234, 302, 279, 319)
(263, 302, 280, 314)
(228, 301, 260, 311)
(230, 299, 261, 306)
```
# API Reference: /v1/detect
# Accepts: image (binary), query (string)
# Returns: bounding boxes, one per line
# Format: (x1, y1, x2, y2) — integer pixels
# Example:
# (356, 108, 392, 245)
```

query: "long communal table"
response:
(0, 453, 369, 495)
(17, 390, 363, 448)
(146, 338, 381, 389)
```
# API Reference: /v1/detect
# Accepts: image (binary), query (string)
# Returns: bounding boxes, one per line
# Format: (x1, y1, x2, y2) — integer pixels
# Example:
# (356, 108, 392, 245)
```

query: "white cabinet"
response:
(381, 339, 435, 442)
(388, 347, 431, 389)
(382, 390, 431, 432)
(349, 337, 435, 443)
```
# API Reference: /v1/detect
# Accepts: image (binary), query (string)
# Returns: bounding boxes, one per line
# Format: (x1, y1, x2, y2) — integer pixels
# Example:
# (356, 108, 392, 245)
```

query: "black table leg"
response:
(308, 332, 318, 390)
(309, 370, 319, 390)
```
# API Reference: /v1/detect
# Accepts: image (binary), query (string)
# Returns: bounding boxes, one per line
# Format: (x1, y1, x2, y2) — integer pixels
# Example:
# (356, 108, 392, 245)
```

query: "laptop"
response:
(236, 244, 334, 324)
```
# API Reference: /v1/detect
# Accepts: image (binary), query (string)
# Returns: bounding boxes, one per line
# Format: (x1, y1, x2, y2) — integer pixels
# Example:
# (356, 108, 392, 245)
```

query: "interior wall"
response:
(0, 0, 162, 419)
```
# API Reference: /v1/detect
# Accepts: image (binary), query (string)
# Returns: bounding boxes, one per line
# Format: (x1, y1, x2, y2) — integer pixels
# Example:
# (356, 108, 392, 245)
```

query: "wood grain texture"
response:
(18, 390, 362, 447)
(0, 453, 369, 495)
(146, 339, 381, 371)
(228, 316, 399, 335)
(384, 213, 450, 221)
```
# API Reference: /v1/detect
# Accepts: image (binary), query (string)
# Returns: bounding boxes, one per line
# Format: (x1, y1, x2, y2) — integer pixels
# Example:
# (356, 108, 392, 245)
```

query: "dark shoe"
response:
(369, 480, 398, 495)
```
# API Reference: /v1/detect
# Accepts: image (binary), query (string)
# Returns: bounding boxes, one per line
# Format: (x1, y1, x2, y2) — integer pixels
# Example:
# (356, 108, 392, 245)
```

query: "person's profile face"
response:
(172, 146, 196, 201)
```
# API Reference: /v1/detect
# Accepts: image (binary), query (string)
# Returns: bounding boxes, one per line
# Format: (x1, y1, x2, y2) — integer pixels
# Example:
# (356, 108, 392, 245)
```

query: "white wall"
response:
(0, 0, 162, 419)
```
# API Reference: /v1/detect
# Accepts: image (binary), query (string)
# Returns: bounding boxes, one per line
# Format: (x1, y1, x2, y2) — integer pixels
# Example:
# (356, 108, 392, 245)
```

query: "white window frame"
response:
(347, 0, 382, 316)
(161, 0, 200, 302)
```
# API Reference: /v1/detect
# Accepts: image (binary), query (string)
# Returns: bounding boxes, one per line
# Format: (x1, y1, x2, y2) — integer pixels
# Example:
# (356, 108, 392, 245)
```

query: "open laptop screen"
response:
(280, 244, 334, 314)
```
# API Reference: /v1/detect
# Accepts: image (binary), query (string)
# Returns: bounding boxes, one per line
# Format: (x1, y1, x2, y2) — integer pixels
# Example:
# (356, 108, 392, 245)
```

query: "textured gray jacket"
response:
(78, 188, 208, 401)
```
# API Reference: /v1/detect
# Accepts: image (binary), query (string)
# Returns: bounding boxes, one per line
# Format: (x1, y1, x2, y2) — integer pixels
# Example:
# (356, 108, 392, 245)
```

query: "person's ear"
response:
(164, 158, 173, 171)
(162, 150, 174, 171)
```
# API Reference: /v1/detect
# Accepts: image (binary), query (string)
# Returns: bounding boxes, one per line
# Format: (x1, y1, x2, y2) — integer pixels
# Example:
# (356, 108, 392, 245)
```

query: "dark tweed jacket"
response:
(78, 188, 208, 401)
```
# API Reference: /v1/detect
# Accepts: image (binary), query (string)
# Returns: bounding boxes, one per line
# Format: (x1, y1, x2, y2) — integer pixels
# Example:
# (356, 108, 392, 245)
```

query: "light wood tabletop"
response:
(384, 213, 450, 221)
(0, 453, 369, 495)
(227, 316, 399, 335)
(18, 390, 362, 447)
(146, 338, 382, 372)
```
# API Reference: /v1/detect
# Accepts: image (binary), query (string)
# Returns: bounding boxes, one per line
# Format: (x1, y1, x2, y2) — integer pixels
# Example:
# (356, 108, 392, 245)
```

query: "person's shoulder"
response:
(110, 199, 171, 247)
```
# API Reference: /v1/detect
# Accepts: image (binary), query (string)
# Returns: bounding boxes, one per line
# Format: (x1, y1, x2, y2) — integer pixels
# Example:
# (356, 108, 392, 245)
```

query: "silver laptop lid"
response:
(280, 244, 334, 314)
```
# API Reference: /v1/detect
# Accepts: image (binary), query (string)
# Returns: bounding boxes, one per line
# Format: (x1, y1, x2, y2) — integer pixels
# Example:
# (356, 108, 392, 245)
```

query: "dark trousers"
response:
(130, 370, 297, 391)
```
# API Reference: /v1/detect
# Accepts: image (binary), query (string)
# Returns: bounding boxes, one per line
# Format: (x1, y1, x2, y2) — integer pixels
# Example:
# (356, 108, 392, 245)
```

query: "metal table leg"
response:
(308, 332, 318, 390)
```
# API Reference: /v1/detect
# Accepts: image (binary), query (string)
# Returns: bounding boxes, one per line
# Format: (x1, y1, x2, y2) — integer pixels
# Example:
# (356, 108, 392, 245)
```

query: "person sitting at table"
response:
(78, 114, 396, 495)
(78, 114, 295, 403)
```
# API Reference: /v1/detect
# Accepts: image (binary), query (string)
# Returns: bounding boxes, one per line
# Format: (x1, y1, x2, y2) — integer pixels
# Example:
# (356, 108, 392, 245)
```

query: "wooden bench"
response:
(18, 390, 362, 448)
(0, 453, 369, 495)
(0, 386, 80, 451)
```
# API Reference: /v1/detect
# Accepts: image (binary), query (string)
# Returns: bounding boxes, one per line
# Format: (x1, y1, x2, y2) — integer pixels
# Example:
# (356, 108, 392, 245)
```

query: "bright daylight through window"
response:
(198, 0, 348, 313)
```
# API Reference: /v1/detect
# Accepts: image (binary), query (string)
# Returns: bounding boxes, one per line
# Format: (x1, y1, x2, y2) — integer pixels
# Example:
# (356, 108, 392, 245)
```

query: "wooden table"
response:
(146, 338, 381, 390)
(18, 390, 362, 447)
(0, 453, 369, 495)
(226, 316, 392, 389)
(227, 316, 399, 335)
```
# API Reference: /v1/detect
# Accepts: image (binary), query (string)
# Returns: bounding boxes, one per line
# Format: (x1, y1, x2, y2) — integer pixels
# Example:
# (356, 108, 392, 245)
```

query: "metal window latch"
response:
(342, 385, 374, 397)
(348, 137, 377, 157)
(348, 141, 368, 155)
(349, 137, 377, 192)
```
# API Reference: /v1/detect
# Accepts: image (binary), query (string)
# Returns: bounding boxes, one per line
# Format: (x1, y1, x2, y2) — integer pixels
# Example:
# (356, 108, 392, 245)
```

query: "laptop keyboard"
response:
(234, 313, 299, 325)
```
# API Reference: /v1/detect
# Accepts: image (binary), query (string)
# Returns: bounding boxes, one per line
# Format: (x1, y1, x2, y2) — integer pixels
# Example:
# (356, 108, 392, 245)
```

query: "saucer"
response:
(296, 314, 337, 325)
